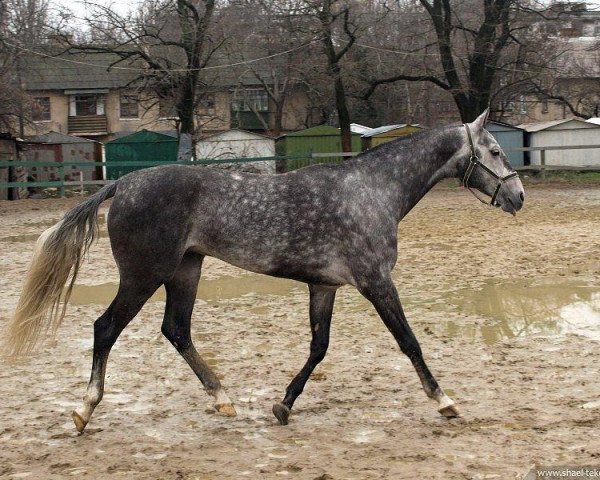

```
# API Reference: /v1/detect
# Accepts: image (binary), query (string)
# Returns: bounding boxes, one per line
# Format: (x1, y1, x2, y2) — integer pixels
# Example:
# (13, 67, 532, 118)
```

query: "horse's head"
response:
(457, 109, 525, 215)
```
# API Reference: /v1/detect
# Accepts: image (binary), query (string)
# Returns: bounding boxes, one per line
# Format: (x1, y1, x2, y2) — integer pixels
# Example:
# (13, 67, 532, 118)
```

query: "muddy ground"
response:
(0, 185, 599, 480)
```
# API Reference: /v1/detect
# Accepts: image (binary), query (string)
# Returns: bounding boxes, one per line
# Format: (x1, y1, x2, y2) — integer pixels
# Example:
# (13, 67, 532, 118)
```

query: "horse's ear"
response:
(471, 108, 489, 131)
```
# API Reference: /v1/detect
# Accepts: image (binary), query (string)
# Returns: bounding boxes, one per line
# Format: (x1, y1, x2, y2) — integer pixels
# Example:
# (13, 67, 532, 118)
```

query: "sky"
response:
(51, 0, 600, 26)
(53, 0, 600, 17)
(51, 0, 144, 23)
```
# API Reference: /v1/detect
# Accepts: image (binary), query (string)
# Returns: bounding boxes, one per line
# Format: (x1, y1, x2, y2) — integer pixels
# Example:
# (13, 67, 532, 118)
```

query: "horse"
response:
(5, 110, 524, 432)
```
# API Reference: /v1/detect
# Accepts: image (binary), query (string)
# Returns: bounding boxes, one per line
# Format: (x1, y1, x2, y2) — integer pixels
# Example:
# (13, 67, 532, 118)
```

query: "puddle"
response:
(437, 279, 600, 344)
(68, 274, 303, 306)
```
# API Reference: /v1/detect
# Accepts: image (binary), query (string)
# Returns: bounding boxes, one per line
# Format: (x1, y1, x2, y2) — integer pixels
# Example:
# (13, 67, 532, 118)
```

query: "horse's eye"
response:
(491, 149, 500, 156)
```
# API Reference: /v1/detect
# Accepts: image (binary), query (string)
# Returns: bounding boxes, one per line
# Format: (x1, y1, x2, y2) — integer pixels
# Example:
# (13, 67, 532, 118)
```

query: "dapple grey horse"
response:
(6, 110, 524, 432)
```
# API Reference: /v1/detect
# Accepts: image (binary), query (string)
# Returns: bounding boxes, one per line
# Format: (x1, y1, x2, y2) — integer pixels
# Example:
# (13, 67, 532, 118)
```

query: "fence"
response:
(1, 145, 599, 199)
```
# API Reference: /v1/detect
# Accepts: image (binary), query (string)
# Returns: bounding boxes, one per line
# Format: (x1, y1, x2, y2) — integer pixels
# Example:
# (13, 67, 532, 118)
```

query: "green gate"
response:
(105, 130, 178, 179)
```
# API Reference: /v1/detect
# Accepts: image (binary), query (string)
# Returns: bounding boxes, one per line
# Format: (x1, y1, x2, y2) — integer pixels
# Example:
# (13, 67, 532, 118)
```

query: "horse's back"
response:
(105, 163, 391, 286)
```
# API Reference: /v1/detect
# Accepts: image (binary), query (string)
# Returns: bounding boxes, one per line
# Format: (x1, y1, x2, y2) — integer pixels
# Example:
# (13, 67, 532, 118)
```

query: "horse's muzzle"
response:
(497, 188, 525, 215)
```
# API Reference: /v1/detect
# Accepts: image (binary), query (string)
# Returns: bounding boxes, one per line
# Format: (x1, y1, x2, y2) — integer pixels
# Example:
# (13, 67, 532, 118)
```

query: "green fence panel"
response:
(105, 130, 179, 180)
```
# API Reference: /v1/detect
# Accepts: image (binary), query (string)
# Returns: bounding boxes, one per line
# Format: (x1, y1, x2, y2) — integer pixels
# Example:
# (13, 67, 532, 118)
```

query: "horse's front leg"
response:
(358, 276, 459, 418)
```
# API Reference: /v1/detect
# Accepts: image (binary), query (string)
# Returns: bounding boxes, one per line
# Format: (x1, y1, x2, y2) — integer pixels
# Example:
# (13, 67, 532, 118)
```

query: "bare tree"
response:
(57, 0, 220, 160)
(362, 0, 572, 123)
(297, 0, 363, 152)
(528, 39, 600, 119)
(0, 0, 50, 135)
(220, 0, 311, 137)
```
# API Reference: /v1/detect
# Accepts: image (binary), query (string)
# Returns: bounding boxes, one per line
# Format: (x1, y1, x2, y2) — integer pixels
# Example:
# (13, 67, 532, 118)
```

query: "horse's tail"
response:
(5, 182, 119, 357)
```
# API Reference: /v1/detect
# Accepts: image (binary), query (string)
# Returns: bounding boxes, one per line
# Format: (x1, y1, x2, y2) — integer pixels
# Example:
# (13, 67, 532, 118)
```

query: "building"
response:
(21, 131, 103, 182)
(0, 133, 24, 200)
(276, 125, 363, 171)
(486, 121, 525, 167)
(498, 3, 600, 125)
(196, 129, 276, 173)
(20, 50, 314, 142)
(518, 118, 600, 167)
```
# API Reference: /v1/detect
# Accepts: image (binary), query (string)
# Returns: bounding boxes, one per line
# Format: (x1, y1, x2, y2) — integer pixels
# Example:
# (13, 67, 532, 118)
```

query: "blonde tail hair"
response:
(5, 182, 118, 357)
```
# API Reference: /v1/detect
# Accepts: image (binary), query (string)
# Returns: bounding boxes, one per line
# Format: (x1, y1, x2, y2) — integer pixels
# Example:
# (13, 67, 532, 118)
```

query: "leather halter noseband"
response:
(462, 124, 519, 206)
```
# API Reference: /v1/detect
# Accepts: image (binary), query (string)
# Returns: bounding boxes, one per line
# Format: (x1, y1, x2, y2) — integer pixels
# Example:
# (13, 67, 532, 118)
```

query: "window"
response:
(519, 95, 527, 115)
(231, 89, 268, 112)
(198, 94, 216, 114)
(120, 95, 139, 119)
(75, 95, 98, 116)
(32, 97, 51, 121)
(503, 101, 514, 113)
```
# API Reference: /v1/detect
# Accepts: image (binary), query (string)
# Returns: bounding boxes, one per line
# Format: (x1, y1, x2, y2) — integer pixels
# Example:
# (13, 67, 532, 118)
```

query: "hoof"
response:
(72, 410, 87, 433)
(272, 403, 290, 425)
(438, 403, 460, 418)
(215, 403, 237, 417)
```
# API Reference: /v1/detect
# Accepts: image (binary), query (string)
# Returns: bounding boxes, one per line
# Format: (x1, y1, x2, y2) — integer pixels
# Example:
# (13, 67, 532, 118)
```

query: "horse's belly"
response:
(188, 244, 354, 287)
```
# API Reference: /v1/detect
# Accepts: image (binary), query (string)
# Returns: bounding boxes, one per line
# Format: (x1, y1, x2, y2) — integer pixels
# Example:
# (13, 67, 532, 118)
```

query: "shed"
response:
(276, 125, 362, 171)
(486, 121, 525, 167)
(196, 129, 275, 173)
(0, 133, 26, 200)
(21, 131, 103, 182)
(361, 124, 424, 150)
(105, 130, 178, 180)
(518, 119, 600, 167)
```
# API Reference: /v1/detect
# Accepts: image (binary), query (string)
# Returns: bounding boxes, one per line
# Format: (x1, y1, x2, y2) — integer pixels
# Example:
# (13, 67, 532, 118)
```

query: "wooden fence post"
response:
(58, 163, 65, 197)
(540, 150, 546, 180)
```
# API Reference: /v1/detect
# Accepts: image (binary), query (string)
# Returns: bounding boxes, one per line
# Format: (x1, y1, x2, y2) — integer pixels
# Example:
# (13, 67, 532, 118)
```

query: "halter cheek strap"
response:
(462, 124, 519, 206)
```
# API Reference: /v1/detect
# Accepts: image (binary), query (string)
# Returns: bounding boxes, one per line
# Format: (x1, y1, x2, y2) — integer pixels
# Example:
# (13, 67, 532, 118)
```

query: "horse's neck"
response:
(354, 127, 462, 222)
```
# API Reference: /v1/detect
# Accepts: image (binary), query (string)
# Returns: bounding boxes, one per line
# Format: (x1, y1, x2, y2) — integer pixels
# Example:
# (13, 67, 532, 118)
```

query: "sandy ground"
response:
(0, 185, 599, 480)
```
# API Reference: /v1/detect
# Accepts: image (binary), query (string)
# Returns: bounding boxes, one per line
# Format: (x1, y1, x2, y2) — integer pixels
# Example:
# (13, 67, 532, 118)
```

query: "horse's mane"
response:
(350, 123, 461, 162)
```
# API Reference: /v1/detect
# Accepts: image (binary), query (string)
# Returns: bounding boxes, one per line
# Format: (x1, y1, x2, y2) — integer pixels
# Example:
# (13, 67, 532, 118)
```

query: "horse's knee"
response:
(161, 323, 190, 351)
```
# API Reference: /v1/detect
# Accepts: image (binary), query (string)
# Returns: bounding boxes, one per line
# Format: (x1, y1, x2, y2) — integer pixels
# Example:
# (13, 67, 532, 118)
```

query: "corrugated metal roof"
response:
(486, 120, 524, 131)
(518, 118, 599, 132)
(283, 125, 348, 137)
(350, 123, 373, 134)
(361, 124, 405, 137)
(361, 124, 422, 138)
(199, 129, 273, 142)
(24, 131, 98, 144)
(106, 129, 178, 144)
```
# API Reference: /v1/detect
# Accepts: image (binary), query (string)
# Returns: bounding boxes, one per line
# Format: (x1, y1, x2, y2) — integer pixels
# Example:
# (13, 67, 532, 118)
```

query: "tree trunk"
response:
(335, 75, 353, 153)
(272, 99, 285, 138)
(176, 83, 196, 161)
(318, 0, 354, 155)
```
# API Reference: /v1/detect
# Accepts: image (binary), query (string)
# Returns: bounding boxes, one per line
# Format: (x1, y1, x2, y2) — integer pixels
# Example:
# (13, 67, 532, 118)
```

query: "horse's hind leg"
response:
(273, 284, 336, 425)
(72, 279, 161, 433)
(359, 276, 459, 418)
(161, 252, 236, 417)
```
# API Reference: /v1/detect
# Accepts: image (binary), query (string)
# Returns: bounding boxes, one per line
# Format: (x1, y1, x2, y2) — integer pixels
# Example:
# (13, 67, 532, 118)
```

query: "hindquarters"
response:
(106, 166, 204, 282)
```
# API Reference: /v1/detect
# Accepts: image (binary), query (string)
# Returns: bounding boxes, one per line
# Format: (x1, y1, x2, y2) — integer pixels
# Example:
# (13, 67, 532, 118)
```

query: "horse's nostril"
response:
(519, 191, 525, 202)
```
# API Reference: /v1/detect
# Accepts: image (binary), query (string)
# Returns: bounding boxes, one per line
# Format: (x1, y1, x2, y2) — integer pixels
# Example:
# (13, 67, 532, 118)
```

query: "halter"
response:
(462, 124, 519, 207)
